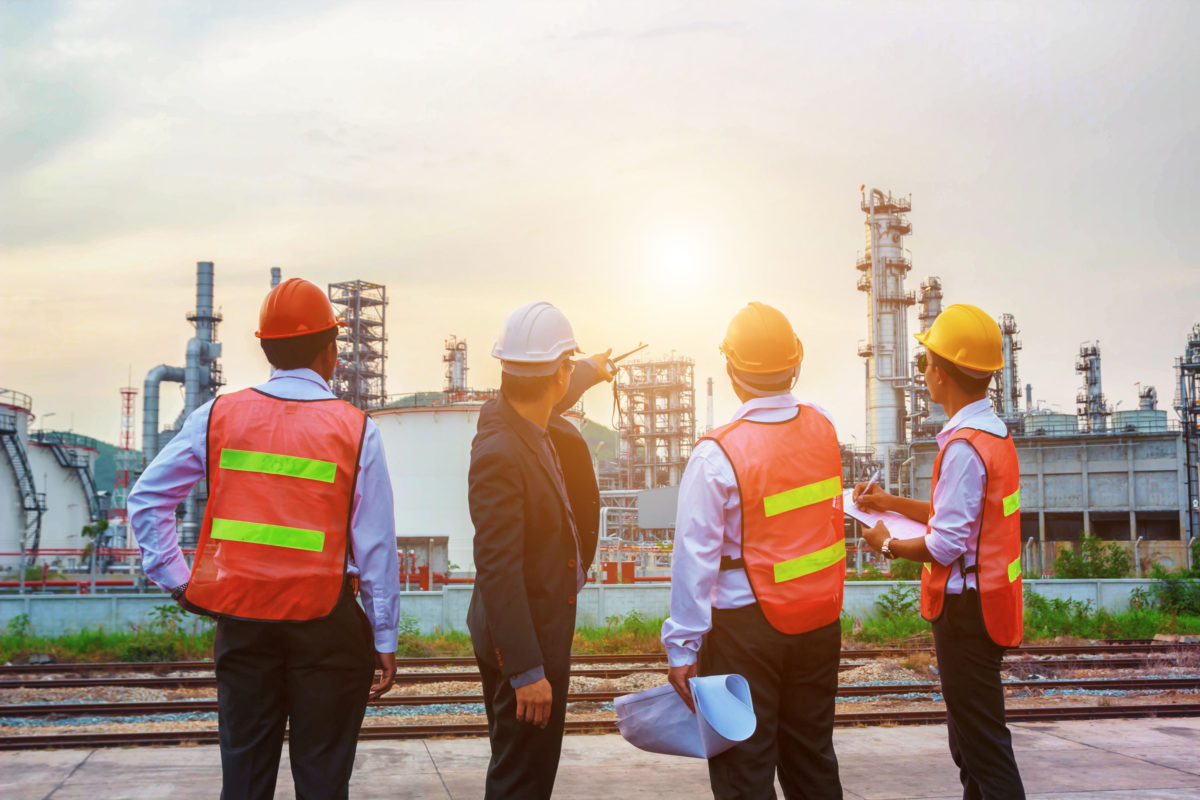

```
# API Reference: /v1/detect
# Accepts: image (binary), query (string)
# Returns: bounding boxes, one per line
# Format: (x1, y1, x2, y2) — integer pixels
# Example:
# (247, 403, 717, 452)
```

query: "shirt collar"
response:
(266, 368, 335, 396)
(729, 392, 799, 423)
(936, 397, 995, 447)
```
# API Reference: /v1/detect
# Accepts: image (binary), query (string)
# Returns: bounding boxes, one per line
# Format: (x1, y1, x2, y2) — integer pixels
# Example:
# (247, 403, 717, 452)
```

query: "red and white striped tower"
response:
(111, 386, 138, 545)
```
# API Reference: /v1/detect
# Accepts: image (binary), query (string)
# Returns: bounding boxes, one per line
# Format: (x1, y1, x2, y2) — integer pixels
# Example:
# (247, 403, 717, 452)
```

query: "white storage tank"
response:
(1024, 413, 1079, 436)
(369, 393, 496, 572)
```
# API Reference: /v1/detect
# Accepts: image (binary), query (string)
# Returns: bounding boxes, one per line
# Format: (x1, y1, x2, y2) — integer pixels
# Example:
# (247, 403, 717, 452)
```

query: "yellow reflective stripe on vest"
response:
(211, 518, 325, 552)
(1003, 488, 1020, 517)
(924, 561, 932, 574)
(219, 448, 337, 483)
(774, 540, 846, 583)
(763, 476, 842, 518)
(1008, 556, 1021, 583)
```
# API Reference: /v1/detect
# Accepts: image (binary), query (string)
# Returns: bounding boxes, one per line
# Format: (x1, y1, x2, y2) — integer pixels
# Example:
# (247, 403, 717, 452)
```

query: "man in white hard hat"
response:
(467, 301, 613, 799)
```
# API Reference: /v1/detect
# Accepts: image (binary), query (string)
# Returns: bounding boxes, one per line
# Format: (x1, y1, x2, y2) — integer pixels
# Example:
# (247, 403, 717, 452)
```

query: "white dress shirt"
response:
(661, 393, 837, 667)
(127, 368, 401, 652)
(923, 397, 1009, 595)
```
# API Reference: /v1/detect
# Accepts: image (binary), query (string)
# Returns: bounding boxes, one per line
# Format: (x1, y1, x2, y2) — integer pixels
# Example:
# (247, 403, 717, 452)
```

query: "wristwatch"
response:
(880, 537, 896, 560)
(170, 583, 189, 602)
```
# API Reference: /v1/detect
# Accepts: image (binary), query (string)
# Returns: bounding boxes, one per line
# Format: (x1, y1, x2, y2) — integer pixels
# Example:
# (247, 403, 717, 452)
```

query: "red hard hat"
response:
(255, 278, 344, 339)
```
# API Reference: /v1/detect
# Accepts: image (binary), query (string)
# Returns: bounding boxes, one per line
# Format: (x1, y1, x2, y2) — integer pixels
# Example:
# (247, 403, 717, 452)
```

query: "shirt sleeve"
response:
(924, 441, 986, 567)
(509, 665, 546, 689)
(350, 419, 401, 653)
(127, 401, 213, 590)
(660, 442, 734, 667)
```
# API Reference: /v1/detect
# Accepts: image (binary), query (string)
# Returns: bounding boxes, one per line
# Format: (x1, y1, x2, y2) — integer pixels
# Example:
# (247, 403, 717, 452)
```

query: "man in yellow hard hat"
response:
(129, 278, 400, 799)
(663, 302, 845, 799)
(857, 303, 1026, 799)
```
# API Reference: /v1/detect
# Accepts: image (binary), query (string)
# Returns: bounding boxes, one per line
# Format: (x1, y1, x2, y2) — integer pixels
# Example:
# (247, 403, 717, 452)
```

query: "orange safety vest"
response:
(702, 406, 845, 635)
(920, 428, 1024, 648)
(185, 388, 367, 621)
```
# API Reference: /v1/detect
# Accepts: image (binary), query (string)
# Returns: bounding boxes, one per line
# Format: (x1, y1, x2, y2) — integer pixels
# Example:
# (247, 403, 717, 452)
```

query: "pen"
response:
(856, 469, 882, 507)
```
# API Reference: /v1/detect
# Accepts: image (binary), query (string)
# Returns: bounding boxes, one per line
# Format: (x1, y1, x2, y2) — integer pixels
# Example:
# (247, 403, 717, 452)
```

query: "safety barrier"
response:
(0, 579, 1164, 637)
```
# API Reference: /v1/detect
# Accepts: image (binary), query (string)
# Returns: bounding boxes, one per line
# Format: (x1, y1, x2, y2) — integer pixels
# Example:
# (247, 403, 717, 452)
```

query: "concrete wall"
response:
(0, 579, 1163, 637)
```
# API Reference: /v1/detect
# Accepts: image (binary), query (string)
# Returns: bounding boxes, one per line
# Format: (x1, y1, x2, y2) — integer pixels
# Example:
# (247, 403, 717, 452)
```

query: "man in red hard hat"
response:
(129, 277, 400, 800)
(663, 302, 845, 799)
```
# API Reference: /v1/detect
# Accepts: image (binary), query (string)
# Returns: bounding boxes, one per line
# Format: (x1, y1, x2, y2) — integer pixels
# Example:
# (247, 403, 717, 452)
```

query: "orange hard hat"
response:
(720, 302, 804, 374)
(255, 278, 344, 339)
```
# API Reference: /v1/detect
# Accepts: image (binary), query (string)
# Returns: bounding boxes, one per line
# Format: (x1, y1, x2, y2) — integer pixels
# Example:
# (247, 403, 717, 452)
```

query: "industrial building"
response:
(857, 186, 1197, 573)
(0, 389, 105, 572)
(329, 280, 387, 410)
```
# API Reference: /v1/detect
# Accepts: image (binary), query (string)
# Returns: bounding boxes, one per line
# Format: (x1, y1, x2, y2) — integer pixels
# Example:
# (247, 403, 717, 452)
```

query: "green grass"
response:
(7, 592, 1200, 664)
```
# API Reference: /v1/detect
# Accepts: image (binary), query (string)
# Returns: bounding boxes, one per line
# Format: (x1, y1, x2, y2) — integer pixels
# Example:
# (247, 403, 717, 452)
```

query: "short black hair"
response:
(928, 350, 993, 396)
(260, 327, 339, 370)
(500, 371, 556, 404)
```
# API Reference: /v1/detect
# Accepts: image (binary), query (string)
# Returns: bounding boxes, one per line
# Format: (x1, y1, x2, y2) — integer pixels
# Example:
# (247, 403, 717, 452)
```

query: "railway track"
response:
(1, 655, 1185, 691)
(4, 703, 1199, 751)
(4, 676, 1199, 720)
(1, 641, 1189, 676)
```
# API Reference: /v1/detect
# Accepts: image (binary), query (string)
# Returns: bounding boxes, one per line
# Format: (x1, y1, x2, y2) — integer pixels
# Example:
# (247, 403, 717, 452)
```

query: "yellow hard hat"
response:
(720, 302, 804, 374)
(913, 303, 1003, 373)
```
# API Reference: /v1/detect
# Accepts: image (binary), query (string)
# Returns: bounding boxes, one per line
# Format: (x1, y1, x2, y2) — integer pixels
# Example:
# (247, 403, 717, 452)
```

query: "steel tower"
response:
(329, 281, 387, 410)
(857, 188, 916, 478)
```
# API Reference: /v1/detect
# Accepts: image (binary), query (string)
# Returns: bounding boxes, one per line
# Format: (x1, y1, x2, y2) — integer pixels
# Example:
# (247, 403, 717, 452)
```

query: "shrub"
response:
(1054, 535, 1132, 578)
(874, 584, 920, 619)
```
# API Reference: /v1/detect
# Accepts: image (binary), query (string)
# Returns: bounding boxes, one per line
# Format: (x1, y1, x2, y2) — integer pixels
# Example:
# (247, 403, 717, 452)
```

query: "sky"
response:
(2, 0, 1198, 448)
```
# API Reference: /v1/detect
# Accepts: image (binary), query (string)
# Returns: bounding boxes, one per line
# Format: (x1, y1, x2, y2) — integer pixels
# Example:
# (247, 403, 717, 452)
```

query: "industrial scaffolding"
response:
(329, 281, 387, 410)
(1175, 324, 1200, 546)
(616, 355, 696, 490)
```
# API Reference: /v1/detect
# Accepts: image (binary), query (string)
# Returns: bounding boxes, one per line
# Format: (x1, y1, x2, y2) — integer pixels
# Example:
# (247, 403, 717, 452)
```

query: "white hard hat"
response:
(492, 301, 582, 376)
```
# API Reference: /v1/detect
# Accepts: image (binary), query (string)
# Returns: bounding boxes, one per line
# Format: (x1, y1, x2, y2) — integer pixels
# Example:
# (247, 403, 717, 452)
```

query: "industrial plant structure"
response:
(329, 280, 387, 410)
(369, 338, 498, 572)
(0, 389, 105, 571)
(615, 355, 696, 490)
(855, 187, 1197, 572)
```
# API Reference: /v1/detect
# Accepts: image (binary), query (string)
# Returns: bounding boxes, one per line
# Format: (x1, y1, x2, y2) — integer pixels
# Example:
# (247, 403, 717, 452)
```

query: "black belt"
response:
(719, 556, 745, 571)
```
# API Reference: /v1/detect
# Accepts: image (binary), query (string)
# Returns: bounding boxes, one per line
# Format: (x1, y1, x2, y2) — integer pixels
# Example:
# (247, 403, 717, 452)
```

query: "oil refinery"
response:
(2, 190, 1198, 585)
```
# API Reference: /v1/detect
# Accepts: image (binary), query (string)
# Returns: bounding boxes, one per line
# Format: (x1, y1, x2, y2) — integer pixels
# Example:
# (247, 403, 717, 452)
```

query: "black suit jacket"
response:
(466, 394, 600, 681)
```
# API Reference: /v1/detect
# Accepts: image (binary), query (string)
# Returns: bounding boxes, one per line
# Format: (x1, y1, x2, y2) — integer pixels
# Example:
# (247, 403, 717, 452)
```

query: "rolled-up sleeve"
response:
(661, 442, 733, 667)
(350, 420, 401, 653)
(128, 402, 212, 590)
(924, 442, 986, 567)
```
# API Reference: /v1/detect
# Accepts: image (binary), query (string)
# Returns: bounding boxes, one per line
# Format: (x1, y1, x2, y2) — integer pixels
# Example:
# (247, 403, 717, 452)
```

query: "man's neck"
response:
(507, 395, 554, 430)
(942, 393, 988, 421)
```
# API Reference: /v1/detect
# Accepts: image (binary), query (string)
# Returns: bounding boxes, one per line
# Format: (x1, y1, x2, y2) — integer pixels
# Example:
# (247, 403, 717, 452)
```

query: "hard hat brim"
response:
(255, 320, 346, 340)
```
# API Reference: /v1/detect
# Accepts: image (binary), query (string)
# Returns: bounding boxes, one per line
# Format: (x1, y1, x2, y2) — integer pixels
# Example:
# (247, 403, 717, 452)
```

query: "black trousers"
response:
(699, 604, 842, 800)
(476, 655, 571, 800)
(214, 587, 376, 800)
(933, 591, 1025, 800)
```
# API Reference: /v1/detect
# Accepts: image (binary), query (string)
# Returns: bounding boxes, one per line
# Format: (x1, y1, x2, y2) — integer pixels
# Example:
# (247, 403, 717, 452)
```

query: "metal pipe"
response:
(142, 365, 185, 466)
(194, 262, 214, 344)
(1025, 537, 1035, 578)
(856, 536, 865, 575)
(1134, 535, 1144, 577)
(270, 266, 281, 289)
(1188, 535, 1196, 572)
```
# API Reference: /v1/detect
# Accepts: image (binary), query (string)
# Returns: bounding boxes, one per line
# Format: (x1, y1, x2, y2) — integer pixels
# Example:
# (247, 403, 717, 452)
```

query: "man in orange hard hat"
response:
(857, 303, 1026, 799)
(663, 302, 845, 799)
(129, 277, 400, 800)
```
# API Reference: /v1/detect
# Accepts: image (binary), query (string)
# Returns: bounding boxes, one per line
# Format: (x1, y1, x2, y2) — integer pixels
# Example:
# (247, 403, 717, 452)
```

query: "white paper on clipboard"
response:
(841, 489, 927, 540)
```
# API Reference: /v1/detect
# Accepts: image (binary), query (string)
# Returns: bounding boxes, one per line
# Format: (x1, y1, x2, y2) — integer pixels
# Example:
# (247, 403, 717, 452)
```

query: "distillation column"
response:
(995, 313, 1022, 418)
(1076, 341, 1107, 433)
(856, 188, 916, 479)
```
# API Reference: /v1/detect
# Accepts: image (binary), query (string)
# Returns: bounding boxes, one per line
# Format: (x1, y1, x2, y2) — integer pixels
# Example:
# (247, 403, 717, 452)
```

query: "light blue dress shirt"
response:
(127, 368, 401, 652)
(660, 393, 837, 668)
(923, 397, 1009, 595)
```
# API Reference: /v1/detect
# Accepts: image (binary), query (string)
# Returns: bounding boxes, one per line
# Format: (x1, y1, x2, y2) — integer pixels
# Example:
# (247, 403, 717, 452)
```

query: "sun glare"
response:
(653, 233, 702, 282)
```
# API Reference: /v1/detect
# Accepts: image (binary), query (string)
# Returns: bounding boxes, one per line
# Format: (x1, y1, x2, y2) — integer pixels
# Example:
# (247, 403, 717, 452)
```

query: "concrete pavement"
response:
(4, 717, 1200, 799)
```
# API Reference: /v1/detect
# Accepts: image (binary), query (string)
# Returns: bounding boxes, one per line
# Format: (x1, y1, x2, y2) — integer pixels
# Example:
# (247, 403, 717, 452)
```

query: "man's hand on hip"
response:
(369, 652, 396, 701)
(515, 677, 553, 728)
(668, 663, 697, 713)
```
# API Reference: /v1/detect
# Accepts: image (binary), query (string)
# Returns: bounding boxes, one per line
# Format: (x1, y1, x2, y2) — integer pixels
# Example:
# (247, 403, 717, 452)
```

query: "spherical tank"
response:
(369, 402, 483, 572)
